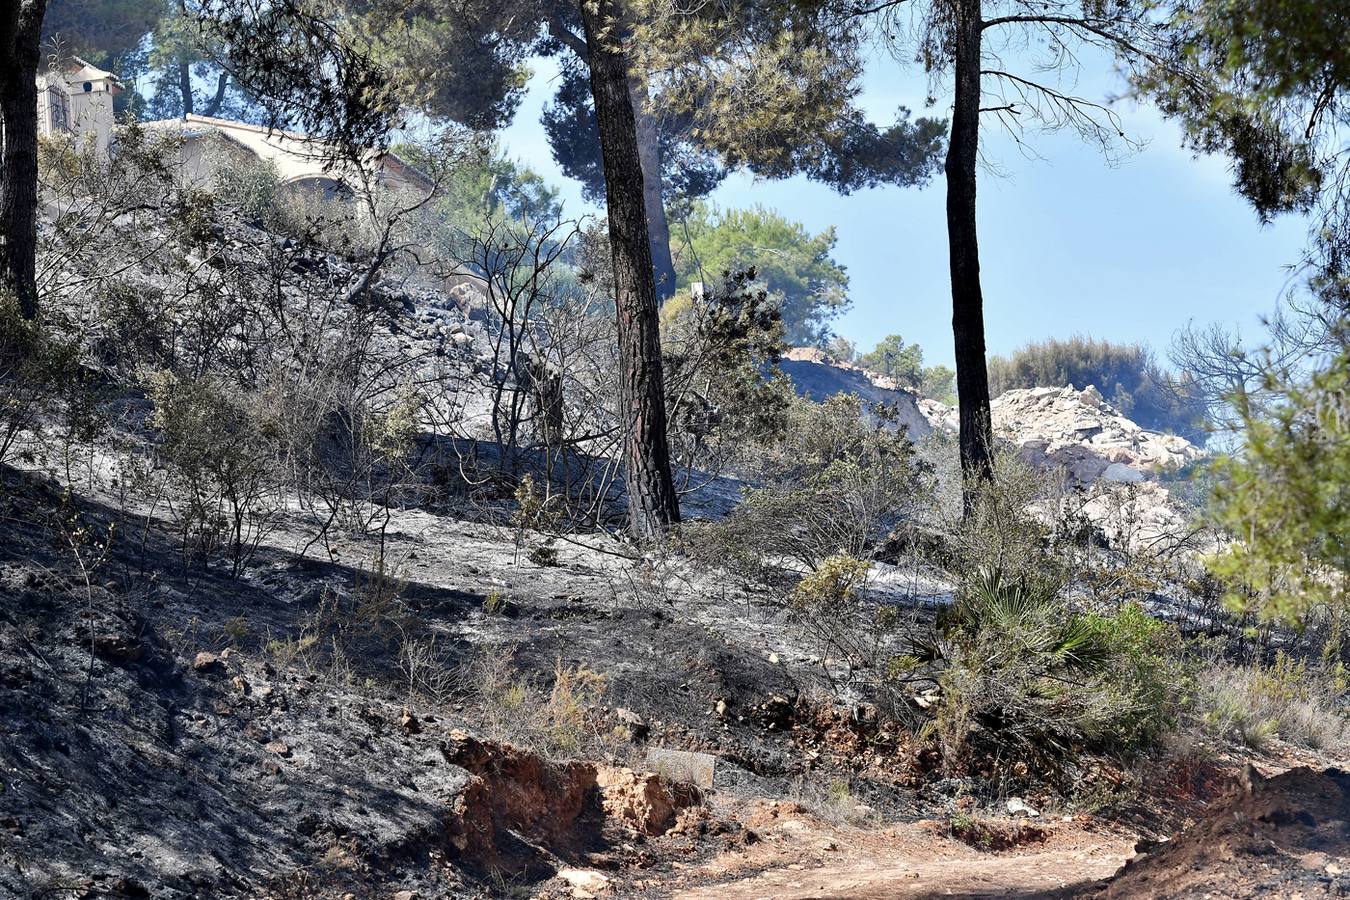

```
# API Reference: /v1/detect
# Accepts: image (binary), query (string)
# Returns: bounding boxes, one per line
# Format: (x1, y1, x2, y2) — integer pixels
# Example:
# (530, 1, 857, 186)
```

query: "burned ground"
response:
(0, 460, 928, 898)
(4, 452, 1346, 899)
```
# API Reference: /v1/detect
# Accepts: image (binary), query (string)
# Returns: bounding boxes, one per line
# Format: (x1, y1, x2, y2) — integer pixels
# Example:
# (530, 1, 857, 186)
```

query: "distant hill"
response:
(779, 347, 932, 438)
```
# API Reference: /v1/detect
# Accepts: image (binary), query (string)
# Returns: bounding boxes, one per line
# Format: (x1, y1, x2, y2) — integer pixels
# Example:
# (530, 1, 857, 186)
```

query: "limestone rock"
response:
(644, 747, 716, 789)
(557, 869, 610, 898)
(1102, 462, 1146, 483)
(192, 651, 224, 674)
(919, 385, 1204, 485)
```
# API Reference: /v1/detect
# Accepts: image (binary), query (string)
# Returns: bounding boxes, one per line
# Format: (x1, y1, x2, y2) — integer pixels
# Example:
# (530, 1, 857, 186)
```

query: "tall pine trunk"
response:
(945, 0, 994, 504)
(627, 77, 677, 303)
(178, 56, 196, 115)
(581, 0, 681, 539)
(202, 71, 230, 117)
(0, 0, 47, 321)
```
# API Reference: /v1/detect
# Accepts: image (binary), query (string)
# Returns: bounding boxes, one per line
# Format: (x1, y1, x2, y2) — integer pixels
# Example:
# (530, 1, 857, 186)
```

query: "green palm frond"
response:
(954, 567, 1111, 673)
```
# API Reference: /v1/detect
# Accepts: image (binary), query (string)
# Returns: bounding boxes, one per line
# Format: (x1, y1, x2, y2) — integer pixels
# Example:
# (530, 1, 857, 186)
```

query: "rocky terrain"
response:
(777, 352, 1204, 496)
(2, 434, 1344, 899)
(920, 384, 1205, 485)
(779, 355, 1210, 556)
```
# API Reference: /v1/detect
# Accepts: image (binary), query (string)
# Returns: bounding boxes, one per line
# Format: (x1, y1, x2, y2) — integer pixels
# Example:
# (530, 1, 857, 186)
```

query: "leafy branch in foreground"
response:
(1208, 350, 1350, 624)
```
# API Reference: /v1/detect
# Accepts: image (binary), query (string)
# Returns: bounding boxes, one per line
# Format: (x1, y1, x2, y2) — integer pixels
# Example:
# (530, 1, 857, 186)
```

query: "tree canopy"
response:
(672, 203, 849, 347)
(540, 56, 728, 208)
(854, 335, 955, 401)
(859, 334, 924, 387)
(397, 138, 562, 227)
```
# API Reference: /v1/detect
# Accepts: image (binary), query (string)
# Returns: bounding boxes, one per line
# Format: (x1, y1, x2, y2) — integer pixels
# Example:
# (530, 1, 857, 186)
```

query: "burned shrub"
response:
(693, 393, 932, 589)
(148, 372, 284, 575)
(662, 269, 797, 485)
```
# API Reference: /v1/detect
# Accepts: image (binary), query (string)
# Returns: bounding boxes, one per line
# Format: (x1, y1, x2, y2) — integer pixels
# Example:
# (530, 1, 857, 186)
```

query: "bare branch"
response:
(980, 68, 1136, 156)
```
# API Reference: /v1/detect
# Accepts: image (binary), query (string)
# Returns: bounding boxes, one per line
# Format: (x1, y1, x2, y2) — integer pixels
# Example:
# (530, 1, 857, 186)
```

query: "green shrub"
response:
(928, 568, 1189, 779)
(1207, 349, 1350, 624)
(789, 553, 871, 611)
(941, 449, 1068, 596)
(468, 650, 610, 759)
(783, 552, 929, 718)
(686, 394, 933, 719)
(693, 393, 932, 585)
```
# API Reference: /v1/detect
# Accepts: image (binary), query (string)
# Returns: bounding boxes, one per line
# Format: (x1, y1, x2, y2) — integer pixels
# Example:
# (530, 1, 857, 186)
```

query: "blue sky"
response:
(500, 54, 1310, 368)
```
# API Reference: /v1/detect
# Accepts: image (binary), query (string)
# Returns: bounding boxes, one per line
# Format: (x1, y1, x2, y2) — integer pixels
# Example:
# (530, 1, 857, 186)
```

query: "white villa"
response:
(36, 58, 428, 200)
(36, 56, 123, 157)
(141, 114, 433, 200)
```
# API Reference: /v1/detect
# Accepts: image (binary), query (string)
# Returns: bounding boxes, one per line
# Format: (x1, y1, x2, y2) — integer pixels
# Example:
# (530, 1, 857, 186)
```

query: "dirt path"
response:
(675, 850, 1124, 900)
(662, 802, 1133, 900)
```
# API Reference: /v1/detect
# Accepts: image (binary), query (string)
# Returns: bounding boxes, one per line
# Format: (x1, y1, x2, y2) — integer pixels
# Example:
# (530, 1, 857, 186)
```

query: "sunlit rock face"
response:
(920, 384, 1204, 485)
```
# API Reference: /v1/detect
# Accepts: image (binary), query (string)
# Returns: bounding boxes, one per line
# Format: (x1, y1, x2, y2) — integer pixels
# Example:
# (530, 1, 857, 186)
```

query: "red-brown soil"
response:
(1090, 765, 1350, 899)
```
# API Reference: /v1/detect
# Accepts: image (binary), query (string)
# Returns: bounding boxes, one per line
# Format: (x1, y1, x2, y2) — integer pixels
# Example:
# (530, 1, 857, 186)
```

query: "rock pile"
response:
(918, 385, 1211, 554)
(1079, 481, 1204, 553)
(922, 385, 1204, 485)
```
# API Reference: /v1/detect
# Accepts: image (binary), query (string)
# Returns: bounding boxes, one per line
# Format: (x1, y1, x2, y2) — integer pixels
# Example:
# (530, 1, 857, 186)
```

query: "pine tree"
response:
(0, 0, 49, 321)
(645, 0, 1191, 504)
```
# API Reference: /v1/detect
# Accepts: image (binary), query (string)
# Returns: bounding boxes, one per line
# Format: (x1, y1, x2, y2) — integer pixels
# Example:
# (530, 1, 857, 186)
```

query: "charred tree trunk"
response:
(581, 0, 681, 539)
(178, 55, 195, 115)
(202, 71, 230, 117)
(0, 0, 47, 321)
(946, 0, 994, 505)
(627, 76, 677, 304)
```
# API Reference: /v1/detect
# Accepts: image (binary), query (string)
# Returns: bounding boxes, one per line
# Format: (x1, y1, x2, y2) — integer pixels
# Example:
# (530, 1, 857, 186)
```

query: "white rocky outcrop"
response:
(918, 398, 958, 433)
(919, 385, 1211, 555)
(1078, 481, 1207, 554)
(921, 385, 1204, 485)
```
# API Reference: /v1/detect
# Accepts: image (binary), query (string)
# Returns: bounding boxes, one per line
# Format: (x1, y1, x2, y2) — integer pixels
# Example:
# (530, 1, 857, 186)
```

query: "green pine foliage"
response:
(1137, 1, 1345, 307)
(859, 334, 923, 387)
(673, 202, 849, 346)
(920, 364, 955, 403)
(1208, 349, 1350, 624)
(854, 335, 955, 402)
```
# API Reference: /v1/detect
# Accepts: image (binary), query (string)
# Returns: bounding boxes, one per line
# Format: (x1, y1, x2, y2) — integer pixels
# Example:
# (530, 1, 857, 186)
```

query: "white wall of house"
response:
(36, 58, 121, 157)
